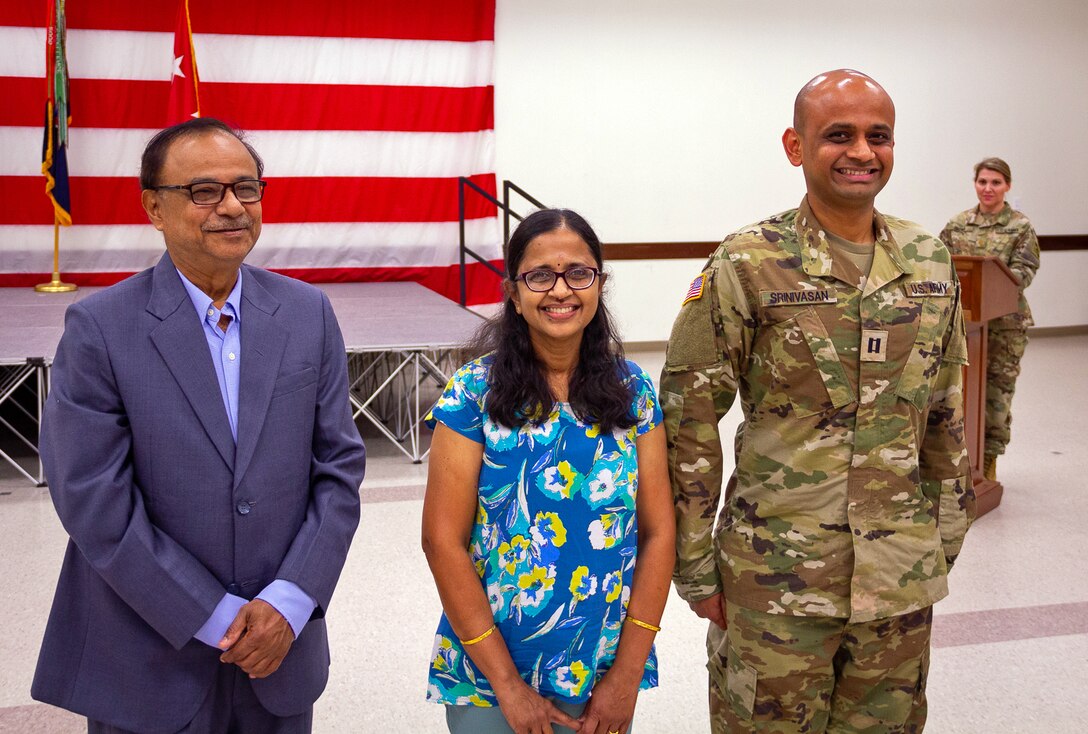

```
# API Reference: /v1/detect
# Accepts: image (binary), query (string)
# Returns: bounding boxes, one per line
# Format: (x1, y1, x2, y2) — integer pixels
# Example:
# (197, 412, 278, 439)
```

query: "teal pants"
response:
(445, 700, 590, 734)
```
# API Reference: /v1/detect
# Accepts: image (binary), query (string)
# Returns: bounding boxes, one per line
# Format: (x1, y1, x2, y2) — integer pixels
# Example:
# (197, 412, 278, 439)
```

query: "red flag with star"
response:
(167, 0, 200, 124)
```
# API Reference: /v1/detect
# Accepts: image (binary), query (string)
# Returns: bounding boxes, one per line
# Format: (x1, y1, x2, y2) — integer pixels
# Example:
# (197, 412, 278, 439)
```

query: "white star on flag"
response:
(173, 55, 186, 79)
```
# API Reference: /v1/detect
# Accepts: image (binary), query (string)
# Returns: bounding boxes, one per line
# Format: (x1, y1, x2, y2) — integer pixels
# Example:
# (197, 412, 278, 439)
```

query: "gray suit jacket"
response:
(32, 254, 365, 733)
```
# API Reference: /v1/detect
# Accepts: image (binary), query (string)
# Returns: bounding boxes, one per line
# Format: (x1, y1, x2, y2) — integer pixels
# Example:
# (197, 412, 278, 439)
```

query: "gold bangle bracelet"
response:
(625, 616, 661, 633)
(460, 624, 497, 646)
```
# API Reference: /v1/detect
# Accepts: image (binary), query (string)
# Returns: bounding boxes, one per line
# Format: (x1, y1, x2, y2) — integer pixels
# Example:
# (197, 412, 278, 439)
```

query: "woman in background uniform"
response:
(940, 157, 1040, 480)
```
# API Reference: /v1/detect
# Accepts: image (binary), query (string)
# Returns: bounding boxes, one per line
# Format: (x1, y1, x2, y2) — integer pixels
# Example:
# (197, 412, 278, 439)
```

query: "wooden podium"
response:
(953, 255, 1021, 516)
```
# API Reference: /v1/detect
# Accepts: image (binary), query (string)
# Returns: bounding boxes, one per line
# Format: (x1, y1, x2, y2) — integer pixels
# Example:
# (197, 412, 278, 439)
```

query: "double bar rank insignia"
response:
(861, 329, 889, 362)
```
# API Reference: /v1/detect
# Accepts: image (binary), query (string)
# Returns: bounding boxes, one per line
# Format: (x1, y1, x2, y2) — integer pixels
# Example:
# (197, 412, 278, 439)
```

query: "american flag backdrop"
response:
(0, 1, 503, 304)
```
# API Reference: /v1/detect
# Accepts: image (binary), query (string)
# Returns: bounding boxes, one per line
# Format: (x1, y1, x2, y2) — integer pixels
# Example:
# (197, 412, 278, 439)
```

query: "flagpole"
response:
(35, 217, 76, 292)
(37, 0, 76, 293)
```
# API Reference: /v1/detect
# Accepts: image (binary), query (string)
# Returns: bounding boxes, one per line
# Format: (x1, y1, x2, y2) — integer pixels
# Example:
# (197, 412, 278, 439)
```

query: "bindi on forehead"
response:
(521, 257, 595, 275)
(521, 232, 595, 270)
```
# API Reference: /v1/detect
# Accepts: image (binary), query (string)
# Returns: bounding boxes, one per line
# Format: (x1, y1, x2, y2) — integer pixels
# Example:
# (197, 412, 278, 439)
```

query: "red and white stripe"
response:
(0, 1, 502, 304)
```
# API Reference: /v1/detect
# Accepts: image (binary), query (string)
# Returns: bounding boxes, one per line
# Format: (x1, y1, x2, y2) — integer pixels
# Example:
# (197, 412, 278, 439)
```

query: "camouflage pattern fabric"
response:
(662, 198, 975, 624)
(939, 203, 1040, 330)
(984, 325, 1028, 457)
(708, 604, 932, 733)
(940, 203, 1039, 458)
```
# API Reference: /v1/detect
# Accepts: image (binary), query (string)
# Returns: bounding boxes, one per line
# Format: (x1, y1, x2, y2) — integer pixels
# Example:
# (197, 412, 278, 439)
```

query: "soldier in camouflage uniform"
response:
(939, 157, 1040, 480)
(662, 70, 975, 733)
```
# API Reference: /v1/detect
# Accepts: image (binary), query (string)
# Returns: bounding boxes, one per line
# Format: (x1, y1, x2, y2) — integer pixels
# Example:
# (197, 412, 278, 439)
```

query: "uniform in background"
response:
(940, 202, 1040, 464)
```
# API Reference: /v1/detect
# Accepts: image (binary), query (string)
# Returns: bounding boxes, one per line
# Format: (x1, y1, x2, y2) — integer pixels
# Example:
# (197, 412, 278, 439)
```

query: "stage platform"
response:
(321, 282, 484, 463)
(0, 281, 485, 485)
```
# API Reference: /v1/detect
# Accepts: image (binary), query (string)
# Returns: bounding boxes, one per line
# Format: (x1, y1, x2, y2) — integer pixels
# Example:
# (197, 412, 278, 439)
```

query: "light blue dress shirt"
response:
(176, 270, 317, 648)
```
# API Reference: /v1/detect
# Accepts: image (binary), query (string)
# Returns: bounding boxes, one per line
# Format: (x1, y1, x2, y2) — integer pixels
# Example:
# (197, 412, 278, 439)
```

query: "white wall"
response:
(493, 0, 1088, 340)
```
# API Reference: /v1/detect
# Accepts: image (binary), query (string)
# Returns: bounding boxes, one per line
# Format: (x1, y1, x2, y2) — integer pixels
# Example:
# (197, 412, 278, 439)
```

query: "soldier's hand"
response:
(689, 593, 727, 629)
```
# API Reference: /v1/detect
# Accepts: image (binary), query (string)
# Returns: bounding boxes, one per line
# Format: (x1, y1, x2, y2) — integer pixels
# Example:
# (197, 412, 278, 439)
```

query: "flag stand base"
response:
(35, 275, 77, 293)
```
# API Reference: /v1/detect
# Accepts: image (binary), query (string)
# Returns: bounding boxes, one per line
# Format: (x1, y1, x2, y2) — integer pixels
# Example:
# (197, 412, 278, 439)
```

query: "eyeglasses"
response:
(150, 179, 267, 206)
(515, 266, 600, 292)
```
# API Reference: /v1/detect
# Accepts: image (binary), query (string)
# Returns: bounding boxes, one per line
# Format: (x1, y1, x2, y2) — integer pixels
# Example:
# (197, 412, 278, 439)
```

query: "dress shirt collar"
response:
(176, 268, 243, 326)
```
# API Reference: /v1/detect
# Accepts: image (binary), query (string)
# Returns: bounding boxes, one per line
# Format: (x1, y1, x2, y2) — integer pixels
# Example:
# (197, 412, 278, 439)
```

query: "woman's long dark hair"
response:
(468, 209, 637, 433)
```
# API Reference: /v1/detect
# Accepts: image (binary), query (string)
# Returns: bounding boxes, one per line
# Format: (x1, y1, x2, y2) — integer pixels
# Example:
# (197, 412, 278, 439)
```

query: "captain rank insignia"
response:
(861, 329, 890, 362)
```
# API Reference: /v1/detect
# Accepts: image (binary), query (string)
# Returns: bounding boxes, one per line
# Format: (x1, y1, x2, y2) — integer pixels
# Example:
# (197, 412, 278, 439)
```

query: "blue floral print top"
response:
(425, 355, 663, 706)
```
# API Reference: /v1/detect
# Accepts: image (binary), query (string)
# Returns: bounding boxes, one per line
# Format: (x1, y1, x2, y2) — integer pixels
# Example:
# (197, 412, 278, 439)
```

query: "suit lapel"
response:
(234, 267, 287, 489)
(146, 254, 236, 470)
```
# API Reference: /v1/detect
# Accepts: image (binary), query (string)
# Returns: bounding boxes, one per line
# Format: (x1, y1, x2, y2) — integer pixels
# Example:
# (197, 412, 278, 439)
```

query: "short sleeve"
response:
(425, 359, 488, 444)
(626, 362, 663, 436)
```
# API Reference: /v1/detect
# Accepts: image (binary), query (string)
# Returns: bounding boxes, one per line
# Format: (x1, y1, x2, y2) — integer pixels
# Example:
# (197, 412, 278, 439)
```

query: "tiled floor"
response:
(1, 333, 1085, 733)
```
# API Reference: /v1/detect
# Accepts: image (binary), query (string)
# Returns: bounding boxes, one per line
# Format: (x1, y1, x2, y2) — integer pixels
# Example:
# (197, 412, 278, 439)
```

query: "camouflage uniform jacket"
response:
(939, 203, 1040, 329)
(662, 199, 975, 623)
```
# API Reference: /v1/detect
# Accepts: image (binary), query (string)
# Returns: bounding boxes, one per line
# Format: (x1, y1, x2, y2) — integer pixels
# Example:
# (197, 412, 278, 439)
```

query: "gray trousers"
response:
(87, 664, 312, 734)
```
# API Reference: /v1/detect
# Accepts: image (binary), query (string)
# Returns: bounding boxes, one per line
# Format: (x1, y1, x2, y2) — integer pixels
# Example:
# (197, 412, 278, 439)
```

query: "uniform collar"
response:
(794, 197, 912, 286)
(965, 202, 1013, 227)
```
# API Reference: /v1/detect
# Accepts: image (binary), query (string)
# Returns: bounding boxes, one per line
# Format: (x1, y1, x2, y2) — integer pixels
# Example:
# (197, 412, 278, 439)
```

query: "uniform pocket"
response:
(761, 307, 852, 417)
(914, 643, 931, 706)
(723, 644, 758, 719)
(894, 299, 948, 410)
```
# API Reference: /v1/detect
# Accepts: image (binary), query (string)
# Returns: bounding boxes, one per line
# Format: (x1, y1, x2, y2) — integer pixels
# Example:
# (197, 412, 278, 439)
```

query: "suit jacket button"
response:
(237, 500, 251, 515)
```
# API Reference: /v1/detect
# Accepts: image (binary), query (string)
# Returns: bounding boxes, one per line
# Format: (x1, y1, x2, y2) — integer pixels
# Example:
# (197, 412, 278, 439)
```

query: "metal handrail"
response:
(457, 177, 547, 307)
(502, 180, 546, 247)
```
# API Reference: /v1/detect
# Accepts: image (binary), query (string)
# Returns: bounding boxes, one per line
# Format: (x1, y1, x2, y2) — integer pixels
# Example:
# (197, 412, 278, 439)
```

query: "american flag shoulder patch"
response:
(683, 274, 706, 305)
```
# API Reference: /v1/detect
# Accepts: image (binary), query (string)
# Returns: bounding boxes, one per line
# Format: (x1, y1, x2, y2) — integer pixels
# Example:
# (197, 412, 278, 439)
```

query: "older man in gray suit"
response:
(32, 118, 366, 733)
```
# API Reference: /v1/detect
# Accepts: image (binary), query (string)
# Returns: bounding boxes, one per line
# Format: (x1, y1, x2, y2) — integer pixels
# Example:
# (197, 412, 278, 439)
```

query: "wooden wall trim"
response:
(601, 234, 1087, 260)
(1038, 234, 1088, 251)
(601, 242, 717, 260)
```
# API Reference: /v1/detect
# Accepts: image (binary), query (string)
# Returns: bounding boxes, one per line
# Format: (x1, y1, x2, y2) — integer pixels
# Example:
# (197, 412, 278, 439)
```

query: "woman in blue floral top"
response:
(422, 209, 674, 734)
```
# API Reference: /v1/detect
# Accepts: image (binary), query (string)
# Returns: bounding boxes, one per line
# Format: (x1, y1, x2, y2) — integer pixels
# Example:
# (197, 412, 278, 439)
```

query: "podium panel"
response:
(953, 255, 1021, 516)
